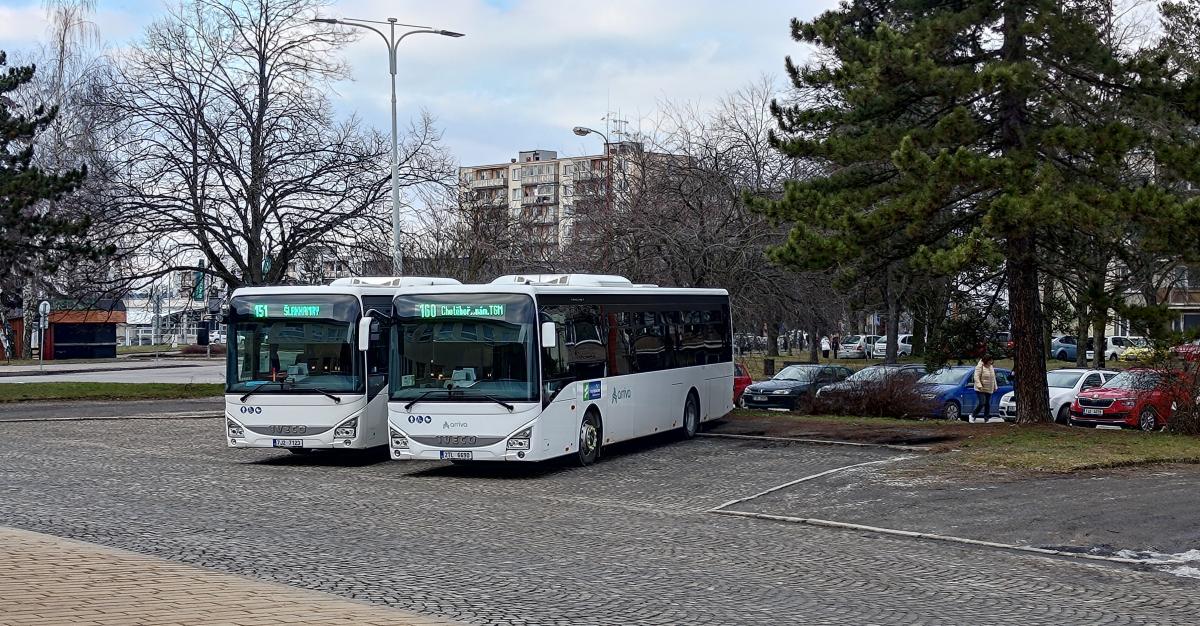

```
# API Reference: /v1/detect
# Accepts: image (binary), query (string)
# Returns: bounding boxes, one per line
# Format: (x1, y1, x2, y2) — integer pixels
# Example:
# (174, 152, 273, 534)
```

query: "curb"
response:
(0, 412, 222, 423)
(0, 363, 206, 378)
(699, 431, 932, 452)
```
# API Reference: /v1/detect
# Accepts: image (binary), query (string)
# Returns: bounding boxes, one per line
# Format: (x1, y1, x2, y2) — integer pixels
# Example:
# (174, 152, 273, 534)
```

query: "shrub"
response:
(812, 376, 938, 419)
(180, 344, 226, 355)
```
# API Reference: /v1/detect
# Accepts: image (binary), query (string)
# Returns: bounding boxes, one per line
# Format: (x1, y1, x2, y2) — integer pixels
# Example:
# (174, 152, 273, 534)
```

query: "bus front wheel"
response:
(576, 410, 601, 467)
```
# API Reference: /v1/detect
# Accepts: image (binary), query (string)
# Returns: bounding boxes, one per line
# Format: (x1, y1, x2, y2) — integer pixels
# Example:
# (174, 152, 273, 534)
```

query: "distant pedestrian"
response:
(820, 335, 831, 359)
(970, 355, 997, 423)
(832, 335, 840, 357)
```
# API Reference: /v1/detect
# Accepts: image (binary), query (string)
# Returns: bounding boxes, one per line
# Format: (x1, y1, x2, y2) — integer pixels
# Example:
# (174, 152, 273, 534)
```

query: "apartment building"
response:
(459, 145, 635, 253)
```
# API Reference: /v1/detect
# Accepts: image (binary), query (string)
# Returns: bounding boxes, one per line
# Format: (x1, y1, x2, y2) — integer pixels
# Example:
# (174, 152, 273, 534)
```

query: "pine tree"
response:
(755, 0, 1190, 424)
(0, 50, 90, 280)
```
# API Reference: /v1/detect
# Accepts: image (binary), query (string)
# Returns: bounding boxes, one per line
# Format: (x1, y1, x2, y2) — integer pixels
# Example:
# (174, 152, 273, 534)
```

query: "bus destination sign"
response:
(252, 303, 324, 318)
(418, 303, 506, 319)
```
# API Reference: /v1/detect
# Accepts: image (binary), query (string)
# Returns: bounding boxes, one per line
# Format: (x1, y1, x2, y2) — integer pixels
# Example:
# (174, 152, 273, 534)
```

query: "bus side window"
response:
(367, 318, 390, 397)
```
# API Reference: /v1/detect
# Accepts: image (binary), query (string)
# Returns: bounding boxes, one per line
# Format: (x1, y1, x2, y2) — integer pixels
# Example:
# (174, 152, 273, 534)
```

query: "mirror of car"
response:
(541, 321, 557, 348)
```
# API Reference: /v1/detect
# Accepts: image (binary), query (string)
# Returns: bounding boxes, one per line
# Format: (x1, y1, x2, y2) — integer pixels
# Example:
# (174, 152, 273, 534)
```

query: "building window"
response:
(512, 167, 521, 180)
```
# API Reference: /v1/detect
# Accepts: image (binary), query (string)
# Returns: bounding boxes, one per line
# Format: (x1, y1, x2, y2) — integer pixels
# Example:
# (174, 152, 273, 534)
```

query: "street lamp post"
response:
(572, 126, 613, 265)
(312, 16, 463, 276)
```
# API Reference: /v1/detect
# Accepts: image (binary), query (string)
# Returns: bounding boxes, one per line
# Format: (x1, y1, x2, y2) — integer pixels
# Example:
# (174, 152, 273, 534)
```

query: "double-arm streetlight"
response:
(572, 126, 614, 264)
(312, 16, 464, 276)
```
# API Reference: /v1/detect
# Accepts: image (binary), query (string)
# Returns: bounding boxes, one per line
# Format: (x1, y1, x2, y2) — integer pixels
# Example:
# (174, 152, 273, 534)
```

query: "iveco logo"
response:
(267, 425, 308, 435)
(436, 435, 478, 445)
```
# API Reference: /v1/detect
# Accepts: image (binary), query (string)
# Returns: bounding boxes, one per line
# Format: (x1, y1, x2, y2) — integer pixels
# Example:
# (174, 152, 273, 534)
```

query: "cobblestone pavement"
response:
(0, 526, 457, 626)
(2, 418, 1199, 625)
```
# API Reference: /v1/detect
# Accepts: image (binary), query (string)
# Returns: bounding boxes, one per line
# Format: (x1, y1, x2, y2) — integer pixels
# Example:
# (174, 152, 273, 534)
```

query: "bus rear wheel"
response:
(576, 411, 601, 466)
(681, 392, 700, 439)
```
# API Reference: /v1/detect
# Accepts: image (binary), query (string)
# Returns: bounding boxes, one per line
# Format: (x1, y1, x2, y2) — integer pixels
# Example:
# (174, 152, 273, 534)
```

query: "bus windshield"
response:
(390, 293, 538, 403)
(226, 295, 363, 394)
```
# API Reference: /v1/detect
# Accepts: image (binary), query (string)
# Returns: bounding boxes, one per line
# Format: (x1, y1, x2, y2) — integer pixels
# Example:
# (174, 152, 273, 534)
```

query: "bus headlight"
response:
(227, 419, 244, 438)
(390, 428, 409, 449)
(334, 417, 357, 439)
(507, 426, 532, 450)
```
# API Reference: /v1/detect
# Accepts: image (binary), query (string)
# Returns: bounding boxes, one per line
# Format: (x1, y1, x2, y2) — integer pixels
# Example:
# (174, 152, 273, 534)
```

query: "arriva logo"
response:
(443, 421, 470, 429)
(611, 389, 632, 404)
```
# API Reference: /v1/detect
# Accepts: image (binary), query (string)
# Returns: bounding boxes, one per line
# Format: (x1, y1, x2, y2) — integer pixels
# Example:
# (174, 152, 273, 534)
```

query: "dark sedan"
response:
(815, 364, 927, 403)
(742, 364, 852, 410)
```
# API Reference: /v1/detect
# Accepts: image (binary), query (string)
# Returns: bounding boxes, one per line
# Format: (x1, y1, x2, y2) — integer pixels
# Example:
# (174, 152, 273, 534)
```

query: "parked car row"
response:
(737, 358, 1192, 432)
(1050, 335, 1154, 362)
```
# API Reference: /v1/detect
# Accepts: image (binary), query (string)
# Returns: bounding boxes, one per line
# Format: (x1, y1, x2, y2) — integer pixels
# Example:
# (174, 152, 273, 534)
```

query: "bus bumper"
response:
(225, 414, 368, 450)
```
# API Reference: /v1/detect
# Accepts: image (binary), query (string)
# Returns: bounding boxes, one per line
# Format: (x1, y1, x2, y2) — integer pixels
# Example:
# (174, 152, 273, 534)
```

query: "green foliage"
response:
(754, 0, 1200, 423)
(0, 50, 96, 279)
(923, 306, 1006, 371)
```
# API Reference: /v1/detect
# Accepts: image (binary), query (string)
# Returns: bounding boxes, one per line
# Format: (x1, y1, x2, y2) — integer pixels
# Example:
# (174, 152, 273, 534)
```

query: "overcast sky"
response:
(0, 0, 837, 166)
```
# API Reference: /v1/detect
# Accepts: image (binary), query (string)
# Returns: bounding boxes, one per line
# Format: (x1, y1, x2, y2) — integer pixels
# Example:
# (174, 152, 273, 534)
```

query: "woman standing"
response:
(820, 335, 831, 359)
(970, 355, 997, 423)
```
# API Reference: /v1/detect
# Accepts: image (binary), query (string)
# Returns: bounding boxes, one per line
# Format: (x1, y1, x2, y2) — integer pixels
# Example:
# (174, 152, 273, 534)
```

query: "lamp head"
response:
(572, 127, 592, 137)
(438, 30, 466, 37)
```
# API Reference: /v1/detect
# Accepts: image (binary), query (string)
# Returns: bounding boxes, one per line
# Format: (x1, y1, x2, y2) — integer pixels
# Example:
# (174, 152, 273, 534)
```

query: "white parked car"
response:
(836, 335, 877, 359)
(998, 368, 1119, 424)
(872, 334, 913, 359)
(1084, 336, 1145, 362)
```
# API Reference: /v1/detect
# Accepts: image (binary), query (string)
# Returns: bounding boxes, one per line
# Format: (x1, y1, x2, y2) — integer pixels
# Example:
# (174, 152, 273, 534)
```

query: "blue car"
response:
(1050, 335, 1079, 361)
(917, 365, 1015, 421)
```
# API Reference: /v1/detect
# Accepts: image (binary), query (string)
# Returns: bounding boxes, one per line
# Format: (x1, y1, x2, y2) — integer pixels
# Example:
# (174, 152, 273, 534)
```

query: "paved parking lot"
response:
(2, 417, 1199, 624)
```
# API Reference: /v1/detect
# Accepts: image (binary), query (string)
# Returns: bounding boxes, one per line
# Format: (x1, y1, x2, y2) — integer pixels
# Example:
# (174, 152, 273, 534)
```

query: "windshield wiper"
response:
(309, 387, 342, 403)
(404, 390, 449, 411)
(240, 381, 285, 403)
(465, 393, 514, 412)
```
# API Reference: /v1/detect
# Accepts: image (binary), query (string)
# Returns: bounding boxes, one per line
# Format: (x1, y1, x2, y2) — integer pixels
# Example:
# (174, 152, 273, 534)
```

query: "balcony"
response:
(522, 194, 557, 206)
(469, 177, 507, 189)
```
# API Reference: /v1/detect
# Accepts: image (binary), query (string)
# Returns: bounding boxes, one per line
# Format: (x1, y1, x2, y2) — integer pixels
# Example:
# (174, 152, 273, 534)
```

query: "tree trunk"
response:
(808, 326, 820, 363)
(911, 316, 926, 357)
(20, 278, 36, 360)
(766, 322, 780, 357)
(1008, 235, 1051, 424)
(1075, 305, 1089, 368)
(1042, 277, 1055, 355)
(884, 287, 901, 364)
(1092, 316, 1108, 369)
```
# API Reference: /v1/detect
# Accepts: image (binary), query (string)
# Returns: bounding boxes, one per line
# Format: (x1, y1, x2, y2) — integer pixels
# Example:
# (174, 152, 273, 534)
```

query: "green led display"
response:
(418, 303, 506, 318)
(251, 303, 323, 318)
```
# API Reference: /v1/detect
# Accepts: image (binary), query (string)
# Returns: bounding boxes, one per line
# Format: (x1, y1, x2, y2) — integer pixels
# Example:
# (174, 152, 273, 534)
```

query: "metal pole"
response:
(388, 21, 403, 277)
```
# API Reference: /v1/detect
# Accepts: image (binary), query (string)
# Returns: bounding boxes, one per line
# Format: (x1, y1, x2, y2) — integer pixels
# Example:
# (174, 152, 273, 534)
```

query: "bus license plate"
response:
(273, 439, 303, 448)
(440, 451, 473, 460)
(1083, 408, 1103, 416)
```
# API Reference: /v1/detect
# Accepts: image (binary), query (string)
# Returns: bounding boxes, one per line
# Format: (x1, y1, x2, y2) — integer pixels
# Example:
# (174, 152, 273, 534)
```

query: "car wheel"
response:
(1110, 352, 1119, 362)
(576, 410, 602, 466)
(943, 401, 962, 421)
(681, 391, 700, 439)
(1055, 404, 1070, 425)
(1056, 350, 1067, 361)
(1138, 408, 1159, 433)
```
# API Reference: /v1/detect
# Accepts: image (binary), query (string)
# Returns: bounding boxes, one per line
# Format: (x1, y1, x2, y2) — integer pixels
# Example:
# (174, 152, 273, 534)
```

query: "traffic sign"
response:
(38, 300, 50, 317)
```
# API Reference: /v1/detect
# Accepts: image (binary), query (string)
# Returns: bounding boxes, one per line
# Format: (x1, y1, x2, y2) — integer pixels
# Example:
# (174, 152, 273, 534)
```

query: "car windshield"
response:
(1128, 337, 1149, 348)
(846, 367, 890, 382)
(390, 293, 538, 403)
(226, 295, 362, 393)
(1046, 371, 1084, 388)
(842, 335, 860, 344)
(774, 366, 818, 382)
(919, 368, 968, 385)
(1101, 371, 1161, 391)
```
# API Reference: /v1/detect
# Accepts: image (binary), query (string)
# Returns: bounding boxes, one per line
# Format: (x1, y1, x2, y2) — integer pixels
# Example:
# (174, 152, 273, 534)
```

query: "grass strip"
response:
(0, 382, 224, 403)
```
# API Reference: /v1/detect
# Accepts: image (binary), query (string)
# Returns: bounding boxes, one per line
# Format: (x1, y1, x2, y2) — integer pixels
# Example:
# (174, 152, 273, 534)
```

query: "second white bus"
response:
(386, 274, 734, 465)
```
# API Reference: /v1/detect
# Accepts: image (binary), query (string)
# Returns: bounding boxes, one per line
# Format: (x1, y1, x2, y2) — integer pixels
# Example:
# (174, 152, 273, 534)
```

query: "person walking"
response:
(832, 335, 841, 357)
(820, 335, 831, 360)
(970, 355, 997, 423)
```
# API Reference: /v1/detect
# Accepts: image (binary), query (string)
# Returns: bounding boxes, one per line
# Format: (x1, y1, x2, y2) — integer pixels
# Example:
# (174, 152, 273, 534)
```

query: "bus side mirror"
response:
(358, 317, 373, 351)
(541, 321, 557, 349)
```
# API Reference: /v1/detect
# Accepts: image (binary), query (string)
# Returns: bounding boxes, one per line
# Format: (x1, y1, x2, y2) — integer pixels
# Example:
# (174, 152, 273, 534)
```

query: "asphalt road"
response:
(0, 398, 222, 422)
(1, 417, 1198, 625)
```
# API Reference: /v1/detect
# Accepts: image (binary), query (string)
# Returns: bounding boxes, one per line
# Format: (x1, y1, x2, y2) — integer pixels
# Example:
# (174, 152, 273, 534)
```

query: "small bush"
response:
(180, 344, 226, 355)
(812, 377, 938, 419)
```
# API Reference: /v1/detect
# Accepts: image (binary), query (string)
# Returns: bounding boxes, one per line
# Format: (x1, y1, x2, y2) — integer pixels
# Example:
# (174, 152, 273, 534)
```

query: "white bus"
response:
(224, 276, 460, 453)
(386, 274, 734, 465)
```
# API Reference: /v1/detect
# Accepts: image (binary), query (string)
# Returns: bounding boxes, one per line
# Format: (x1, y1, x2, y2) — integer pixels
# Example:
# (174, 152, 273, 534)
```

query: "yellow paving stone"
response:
(0, 527, 460, 626)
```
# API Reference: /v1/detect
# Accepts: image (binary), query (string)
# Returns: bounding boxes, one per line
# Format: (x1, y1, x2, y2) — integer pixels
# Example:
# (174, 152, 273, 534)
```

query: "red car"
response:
(1172, 340, 1200, 362)
(1069, 368, 1190, 431)
(734, 363, 752, 406)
